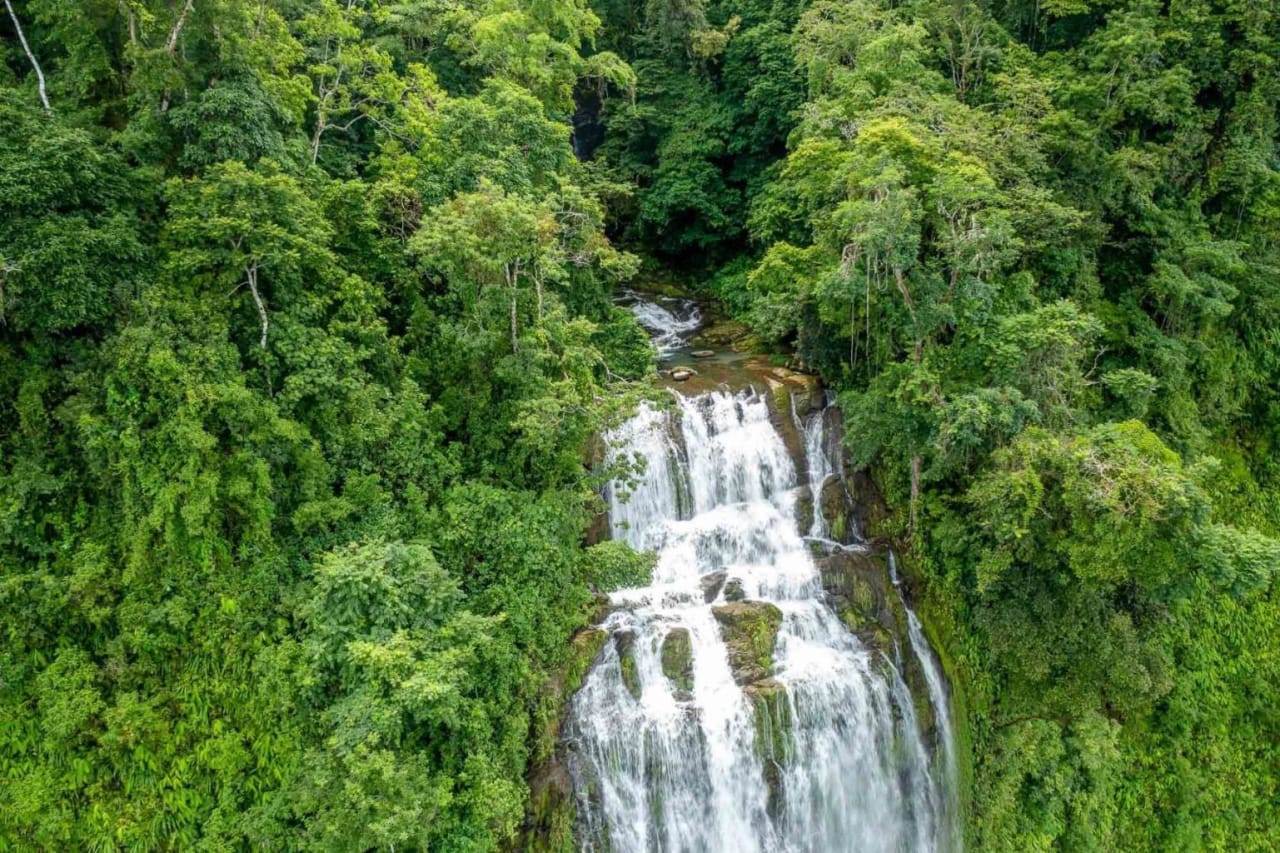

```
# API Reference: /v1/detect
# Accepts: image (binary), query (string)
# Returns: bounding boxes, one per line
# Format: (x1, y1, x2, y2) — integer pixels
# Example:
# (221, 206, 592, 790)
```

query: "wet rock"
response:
(745, 678, 791, 818)
(661, 628, 694, 691)
(846, 469, 890, 539)
(819, 476, 857, 543)
(699, 570, 727, 603)
(523, 760, 576, 852)
(691, 349, 716, 358)
(671, 368, 697, 381)
(696, 318, 750, 346)
(615, 631, 642, 700)
(793, 488, 815, 533)
(723, 577, 746, 602)
(516, 625, 608, 850)
(817, 551, 883, 612)
(712, 601, 783, 685)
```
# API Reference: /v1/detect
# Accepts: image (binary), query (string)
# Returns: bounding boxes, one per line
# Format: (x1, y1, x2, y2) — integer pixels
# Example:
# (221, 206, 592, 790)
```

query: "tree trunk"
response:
(506, 261, 520, 354)
(246, 264, 269, 349)
(159, 0, 195, 112)
(4, 0, 51, 113)
(909, 455, 921, 536)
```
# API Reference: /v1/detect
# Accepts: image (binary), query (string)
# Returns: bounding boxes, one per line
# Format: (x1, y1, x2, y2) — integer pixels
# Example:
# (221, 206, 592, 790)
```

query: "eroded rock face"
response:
(518, 626, 608, 851)
(712, 601, 783, 685)
(661, 628, 694, 691)
(818, 476, 857, 543)
(816, 550, 897, 653)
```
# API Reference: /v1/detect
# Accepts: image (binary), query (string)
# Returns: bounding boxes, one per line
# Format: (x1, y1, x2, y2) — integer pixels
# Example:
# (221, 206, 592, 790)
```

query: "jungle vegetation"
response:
(1, 0, 1277, 849)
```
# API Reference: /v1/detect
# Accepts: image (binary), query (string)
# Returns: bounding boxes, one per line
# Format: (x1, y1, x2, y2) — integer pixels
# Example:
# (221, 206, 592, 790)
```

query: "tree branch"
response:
(4, 0, 52, 113)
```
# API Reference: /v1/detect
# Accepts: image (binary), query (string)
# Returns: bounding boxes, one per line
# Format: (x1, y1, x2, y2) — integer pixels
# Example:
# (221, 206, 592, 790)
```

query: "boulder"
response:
(671, 367, 696, 382)
(712, 601, 783, 685)
(660, 628, 694, 691)
(745, 678, 791, 817)
(699, 570, 727, 603)
(723, 577, 746, 602)
(818, 476, 857, 543)
(815, 550, 901, 654)
(692, 350, 716, 359)
(614, 631, 642, 700)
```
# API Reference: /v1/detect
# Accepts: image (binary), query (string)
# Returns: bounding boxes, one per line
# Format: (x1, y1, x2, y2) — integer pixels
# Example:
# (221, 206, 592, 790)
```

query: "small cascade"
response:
(891, 551, 962, 852)
(618, 290, 703, 357)
(567, 389, 961, 852)
(792, 391, 855, 546)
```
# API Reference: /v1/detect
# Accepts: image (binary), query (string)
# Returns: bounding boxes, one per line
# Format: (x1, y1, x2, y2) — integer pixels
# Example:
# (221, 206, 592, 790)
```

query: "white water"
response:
(620, 291, 703, 356)
(892, 553, 962, 853)
(792, 392, 845, 542)
(568, 389, 960, 852)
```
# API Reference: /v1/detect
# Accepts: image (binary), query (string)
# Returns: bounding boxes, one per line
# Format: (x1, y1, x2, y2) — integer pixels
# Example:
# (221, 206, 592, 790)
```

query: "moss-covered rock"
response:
(522, 762, 577, 853)
(746, 678, 791, 818)
(712, 601, 783, 685)
(661, 628, 694, 691)
(517, 626, 608, 852)
(532, 627, 608, 765)
(819, 476, 855, 543)
(793, 487, 815, 533)
(615, 630, 642, 700)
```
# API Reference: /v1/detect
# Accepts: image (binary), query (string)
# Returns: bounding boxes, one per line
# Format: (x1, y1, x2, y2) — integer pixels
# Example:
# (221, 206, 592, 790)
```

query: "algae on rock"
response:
(712, 601, 783, 685)
(660, 628, 694, 691)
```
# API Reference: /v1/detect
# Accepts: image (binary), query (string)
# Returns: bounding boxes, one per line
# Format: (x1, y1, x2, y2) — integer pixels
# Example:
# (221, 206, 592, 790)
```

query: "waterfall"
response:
(792, 392, 844, 542)
(891, 552, 962, 853)
(619, 290, 703, 356)
(567, 389, 960, 852)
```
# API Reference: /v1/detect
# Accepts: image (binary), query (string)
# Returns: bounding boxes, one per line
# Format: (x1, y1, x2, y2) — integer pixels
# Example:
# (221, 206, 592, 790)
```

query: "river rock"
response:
(712, 601, 783, 685)
(614, 631, 642, 699)
(723, 577, 746, 602)
(691, 349, 716, 358)
(661, 628, 694, 691)
(671, 367, 697, 381)
(745, 678, 792, 817)
(700, 570, 727, 602)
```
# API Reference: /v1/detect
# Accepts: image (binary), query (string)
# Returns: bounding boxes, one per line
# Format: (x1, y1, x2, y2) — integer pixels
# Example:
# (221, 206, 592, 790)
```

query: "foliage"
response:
(1, 0, 1279, 848)
(0, 0, 646, 848)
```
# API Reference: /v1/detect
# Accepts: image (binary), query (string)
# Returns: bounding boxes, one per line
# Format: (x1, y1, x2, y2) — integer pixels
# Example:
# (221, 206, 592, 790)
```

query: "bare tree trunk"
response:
(159, 0, 195, 112)
(119, 1, 138, 45)
(909, 336, 923, 536)
(910, 455, 921, 535)
(505, 261, 520, 354)
(246, 263, 269, 349)
(165, 0, 195, 53)
(4, 0, 51, 113)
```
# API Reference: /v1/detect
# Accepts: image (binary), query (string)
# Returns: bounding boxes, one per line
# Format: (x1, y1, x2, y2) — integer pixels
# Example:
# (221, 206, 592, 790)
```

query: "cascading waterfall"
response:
(892, 553, 962, 853)
(618, 290, 704, 356)
(791, 392, 844, 542)
(567, 388, 961, 852)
